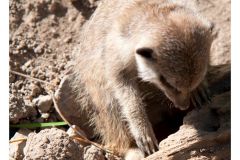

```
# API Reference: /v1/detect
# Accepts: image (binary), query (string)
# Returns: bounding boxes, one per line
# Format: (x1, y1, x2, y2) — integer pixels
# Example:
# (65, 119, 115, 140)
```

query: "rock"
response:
(34, 45, 43, 54)
(15, 80, 23, 90)
(10, 94, 37, 124)
(33, 95, 53, 113)
(84, 145, 105, 160)
(23, 128, 84, 160)
(9, 129, 32, 160)
(41, 112, 50, 119)
(21, 60, 33, 71)
(30, 68, 38, 76)
(29, 83, 41, 97)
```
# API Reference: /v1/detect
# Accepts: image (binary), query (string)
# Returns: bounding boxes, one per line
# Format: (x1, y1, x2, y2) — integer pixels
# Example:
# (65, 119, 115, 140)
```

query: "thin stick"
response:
(10, 70, 54, 87)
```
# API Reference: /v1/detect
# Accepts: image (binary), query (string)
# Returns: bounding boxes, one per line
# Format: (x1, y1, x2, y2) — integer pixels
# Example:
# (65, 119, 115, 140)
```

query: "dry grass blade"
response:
(9, 138, 27, 143)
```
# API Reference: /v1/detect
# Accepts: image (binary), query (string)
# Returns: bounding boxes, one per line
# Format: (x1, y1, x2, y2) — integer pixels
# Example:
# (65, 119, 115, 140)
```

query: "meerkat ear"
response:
(136, 48, 154, 59)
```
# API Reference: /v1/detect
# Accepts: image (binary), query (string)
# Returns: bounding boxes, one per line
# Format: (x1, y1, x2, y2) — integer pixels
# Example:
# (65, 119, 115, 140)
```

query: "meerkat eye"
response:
(136, 48, 153, 59)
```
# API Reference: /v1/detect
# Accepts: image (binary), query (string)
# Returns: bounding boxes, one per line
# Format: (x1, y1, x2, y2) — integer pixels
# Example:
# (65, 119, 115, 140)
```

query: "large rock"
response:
(23, 128, 84, 160)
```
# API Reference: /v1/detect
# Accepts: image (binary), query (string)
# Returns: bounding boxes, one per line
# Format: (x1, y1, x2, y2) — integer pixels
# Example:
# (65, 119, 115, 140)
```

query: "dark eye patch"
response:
(136, 48, 154, 59)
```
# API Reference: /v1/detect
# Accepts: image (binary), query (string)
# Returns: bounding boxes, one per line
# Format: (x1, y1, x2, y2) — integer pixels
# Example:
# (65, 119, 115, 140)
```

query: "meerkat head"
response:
(131, 3, 215, 110)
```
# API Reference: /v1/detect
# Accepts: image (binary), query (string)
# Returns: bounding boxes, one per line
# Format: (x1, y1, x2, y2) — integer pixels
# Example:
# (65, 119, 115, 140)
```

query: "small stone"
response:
(24, 60, 33, 67)
(15, 81, 23, 89)
(21, 65, 27, 72)
(47, 48, 52, 54)
(33, 95, 53, 113)
(34, 45, 43, 54)
(200, 148, 206, 153)
(49, 15, 57, 21)
(13, 50, 20, 54)
(30, 68, 38, 76)
(30, 83, 41, 97)
(41, 113, 50, 119)
(190, 150, 197, 156)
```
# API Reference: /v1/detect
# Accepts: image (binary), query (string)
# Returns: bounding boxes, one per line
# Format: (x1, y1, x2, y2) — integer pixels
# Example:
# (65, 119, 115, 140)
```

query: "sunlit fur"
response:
(71, 0, 213, 158)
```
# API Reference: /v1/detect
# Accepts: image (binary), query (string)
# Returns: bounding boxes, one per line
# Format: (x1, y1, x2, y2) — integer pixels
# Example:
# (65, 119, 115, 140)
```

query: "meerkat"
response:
(70, 0, 214, 159)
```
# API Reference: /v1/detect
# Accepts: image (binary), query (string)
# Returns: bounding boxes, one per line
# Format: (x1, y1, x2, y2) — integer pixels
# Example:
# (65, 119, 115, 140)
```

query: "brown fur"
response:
(70, 0, 214, 158)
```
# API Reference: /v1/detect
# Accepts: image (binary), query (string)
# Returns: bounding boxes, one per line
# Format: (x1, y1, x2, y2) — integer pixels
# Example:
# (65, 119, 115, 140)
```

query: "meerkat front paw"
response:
(191, 81, 212, 109)
(133, 124, 159, 156)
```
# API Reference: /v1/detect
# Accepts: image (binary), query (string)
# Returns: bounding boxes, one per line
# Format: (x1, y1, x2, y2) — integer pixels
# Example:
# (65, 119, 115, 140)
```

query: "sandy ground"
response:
(9, 0, 230, 159)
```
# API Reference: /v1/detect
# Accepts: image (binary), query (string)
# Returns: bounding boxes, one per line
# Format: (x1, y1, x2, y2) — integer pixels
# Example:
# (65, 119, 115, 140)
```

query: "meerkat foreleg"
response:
(113, 81, 159, 156)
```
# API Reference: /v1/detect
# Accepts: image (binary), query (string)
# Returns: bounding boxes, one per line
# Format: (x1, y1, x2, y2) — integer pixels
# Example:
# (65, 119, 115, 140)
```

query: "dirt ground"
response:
(9, 0, 230, 159)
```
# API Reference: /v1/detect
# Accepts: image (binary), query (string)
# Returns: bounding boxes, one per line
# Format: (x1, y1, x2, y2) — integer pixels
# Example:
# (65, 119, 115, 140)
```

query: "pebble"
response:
(30, 83, 41, 97)
(34, 45, 43, 54)
(30, 68, 38, 76)
(33, 95, 53, 113)
(41, 113, 50, 119)
(15, 81, 23, 89)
